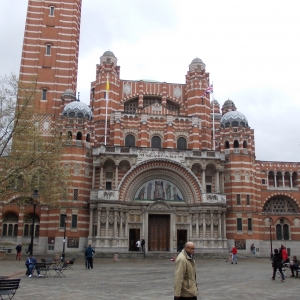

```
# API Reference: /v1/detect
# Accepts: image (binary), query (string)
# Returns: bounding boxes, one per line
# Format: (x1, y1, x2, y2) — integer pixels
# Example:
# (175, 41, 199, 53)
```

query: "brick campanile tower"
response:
(19, 0, 82, 114)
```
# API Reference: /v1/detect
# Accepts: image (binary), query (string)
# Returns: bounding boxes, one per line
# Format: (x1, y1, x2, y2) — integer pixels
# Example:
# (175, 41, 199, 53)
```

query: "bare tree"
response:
(0, 74, 69, 204)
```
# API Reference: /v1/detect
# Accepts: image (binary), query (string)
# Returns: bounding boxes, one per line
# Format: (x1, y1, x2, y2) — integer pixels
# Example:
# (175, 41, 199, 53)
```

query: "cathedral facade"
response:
(0, 0, 299, 257)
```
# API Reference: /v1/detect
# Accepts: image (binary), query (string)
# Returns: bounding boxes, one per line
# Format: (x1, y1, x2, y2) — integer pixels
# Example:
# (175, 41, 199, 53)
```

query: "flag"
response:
(205, 84, 213, 94)
(106, 78, 110, 91)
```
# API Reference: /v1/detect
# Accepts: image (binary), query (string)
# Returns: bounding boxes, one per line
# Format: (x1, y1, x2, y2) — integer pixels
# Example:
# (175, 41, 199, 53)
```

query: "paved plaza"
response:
(1, 255, 300, 299)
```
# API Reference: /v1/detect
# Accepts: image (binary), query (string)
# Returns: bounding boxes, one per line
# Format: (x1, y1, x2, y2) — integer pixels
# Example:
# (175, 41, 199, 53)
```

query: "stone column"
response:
(189, 211, 193, 239)
(210, 211, 214, 239)
(216, 170, 220, 193)
(195, 212, 199, 238)
(89, 207, 93, 238)
(105, 208, 109, 237)
(124, 211, 128, 237)
(203, 212, 206, 240)
(202, 169, 206, 193)
(274, 172, 277, 188)
(120, 211, 124, 238)
(282, 172, 285, 189)
(222, 211, 226, 239)
(97, 207, 101, 237)
(267, 171, 269, 188)
(114, 209, 118, 238)
(115, 165, 118, 189)
(100, 166, 103, 189)
(92, 166, 96, 189)
(218, 212, 222, 239)
(290, 173, 293, 188)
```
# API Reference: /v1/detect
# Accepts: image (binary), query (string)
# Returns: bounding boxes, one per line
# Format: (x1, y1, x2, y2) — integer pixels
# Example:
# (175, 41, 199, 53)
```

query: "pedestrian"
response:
(25, 254, 41, 278)
(250, 243, 255, 254)
(272, 248, 285, 281)
(174, 241, 198, 299)
(141, 239, 145, 252)
(136, 240, 141, 251)
(279, 244, 289, 263)
(84, 247, 88, 269)
(231, 245, 238, 264)
(25, 244, 32, 254)
(290, 255, 300, 277)
(16, 243, 22, 260)
(85, 244, 95, 269)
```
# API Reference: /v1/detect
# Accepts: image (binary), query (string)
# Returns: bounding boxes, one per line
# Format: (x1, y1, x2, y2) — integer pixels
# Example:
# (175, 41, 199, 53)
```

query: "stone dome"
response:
(62, 101, 92, 120)
(61, 89, 76, 101)
(189, 57, 206, 72)
(222, 99, 237, 113)
(220, 111, 248, 128)
(100, 50, 117, 66)
(211, 99, 220, 106)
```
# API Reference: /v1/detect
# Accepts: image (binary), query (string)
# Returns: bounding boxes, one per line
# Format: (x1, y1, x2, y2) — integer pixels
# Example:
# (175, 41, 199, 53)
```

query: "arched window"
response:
(243, 141, 247, 148)
(86, 133, 90, 142)
(2, 213, 18, 237)
(232, 121, 238, 127)
(233, 140, 239, 148)
(276, 219, 290, 240)
(151, 136, 161, 148)
(23, 213, 40, 237)
(125, 134, 135, 147)
(225, 141, 230, 149)
(76, 132, 82, 140)
(263, 196, 298, 214)
(177, 137, 187, 150)
(67, 131, 72, 139)
(225, 122, 230, 128)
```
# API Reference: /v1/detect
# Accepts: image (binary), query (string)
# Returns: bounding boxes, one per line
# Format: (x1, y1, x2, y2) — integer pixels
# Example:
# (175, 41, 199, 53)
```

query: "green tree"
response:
(0, 74, 69, 204)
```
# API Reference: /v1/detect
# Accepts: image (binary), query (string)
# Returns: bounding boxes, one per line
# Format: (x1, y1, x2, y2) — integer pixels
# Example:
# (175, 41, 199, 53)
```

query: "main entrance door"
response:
(148, 214, 170, 251)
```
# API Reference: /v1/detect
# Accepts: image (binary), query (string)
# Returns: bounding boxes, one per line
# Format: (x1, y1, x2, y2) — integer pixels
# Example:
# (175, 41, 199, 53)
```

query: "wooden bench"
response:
(0, 279, 21, 300)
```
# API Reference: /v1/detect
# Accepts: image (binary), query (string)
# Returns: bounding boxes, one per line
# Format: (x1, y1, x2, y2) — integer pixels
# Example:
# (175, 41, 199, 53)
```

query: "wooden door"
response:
(148, 215, 170, 251)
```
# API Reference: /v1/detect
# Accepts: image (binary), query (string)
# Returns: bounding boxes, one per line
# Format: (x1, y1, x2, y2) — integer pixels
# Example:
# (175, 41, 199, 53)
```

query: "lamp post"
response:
(30, 190, 40, 256)
(61, 216, 67, 262)
(268, 218, 273, 260)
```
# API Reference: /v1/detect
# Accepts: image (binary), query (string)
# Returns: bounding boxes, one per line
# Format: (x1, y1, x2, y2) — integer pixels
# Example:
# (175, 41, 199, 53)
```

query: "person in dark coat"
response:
(85, 244, 95, 269)
(16, 243, 22, 260)
(272, 248, 285, 281)
(25, 255, 41, 277)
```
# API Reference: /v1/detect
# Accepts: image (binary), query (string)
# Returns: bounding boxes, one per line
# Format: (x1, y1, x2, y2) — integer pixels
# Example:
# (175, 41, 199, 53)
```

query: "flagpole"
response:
(104, 75, 109, 146)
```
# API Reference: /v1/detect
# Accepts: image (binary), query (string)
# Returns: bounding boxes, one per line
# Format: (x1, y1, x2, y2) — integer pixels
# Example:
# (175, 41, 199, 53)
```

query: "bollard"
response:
(113, 254, 118, 262)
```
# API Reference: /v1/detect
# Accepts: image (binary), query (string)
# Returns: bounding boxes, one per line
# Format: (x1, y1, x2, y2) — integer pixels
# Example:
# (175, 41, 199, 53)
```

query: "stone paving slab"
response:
(1, 256, 300, 299)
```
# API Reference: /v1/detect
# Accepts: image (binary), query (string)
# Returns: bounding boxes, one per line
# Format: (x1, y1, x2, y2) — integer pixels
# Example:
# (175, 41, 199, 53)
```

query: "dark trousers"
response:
(272, 267, 284, 279)
(175, 297, 197, 300)
(290, 265, 299, 277)
(87, 257, 93, 269)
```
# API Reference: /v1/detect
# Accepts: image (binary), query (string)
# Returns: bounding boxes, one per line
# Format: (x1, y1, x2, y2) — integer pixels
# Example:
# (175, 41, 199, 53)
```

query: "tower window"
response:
(246, 194, 250, 205)
(236, 194, 241, 205)
(233, 140, 239, 148)
(151, 136, 161, 148)
(50, 6, 55, 16)
(125, 134, 135, 147)
(73, 189, 78, 201)
(177, 137, 187, 150)
(248, 218, 252, 231)
(42, 89, 47, 100)
(71, 215, 78, 228)
(46, 44, 51, 55)
(237, 218, 242, 231)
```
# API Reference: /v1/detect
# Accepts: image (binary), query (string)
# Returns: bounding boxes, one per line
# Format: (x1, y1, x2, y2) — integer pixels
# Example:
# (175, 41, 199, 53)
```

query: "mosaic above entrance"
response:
(134, 180, 184, 202)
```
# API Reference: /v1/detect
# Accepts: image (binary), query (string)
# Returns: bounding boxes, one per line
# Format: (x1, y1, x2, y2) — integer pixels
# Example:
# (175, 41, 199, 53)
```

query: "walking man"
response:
(174, 241, 198, 300)
(16, 243, 22, 260)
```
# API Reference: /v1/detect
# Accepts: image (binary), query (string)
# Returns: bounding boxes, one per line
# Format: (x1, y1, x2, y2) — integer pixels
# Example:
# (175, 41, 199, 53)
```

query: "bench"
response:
(65, 258, 76, 270)
(0, 279, 21, 300)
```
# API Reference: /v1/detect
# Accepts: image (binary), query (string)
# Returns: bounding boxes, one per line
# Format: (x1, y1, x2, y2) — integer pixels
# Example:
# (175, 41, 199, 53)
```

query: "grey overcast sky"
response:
(1, 0, 299, 162)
